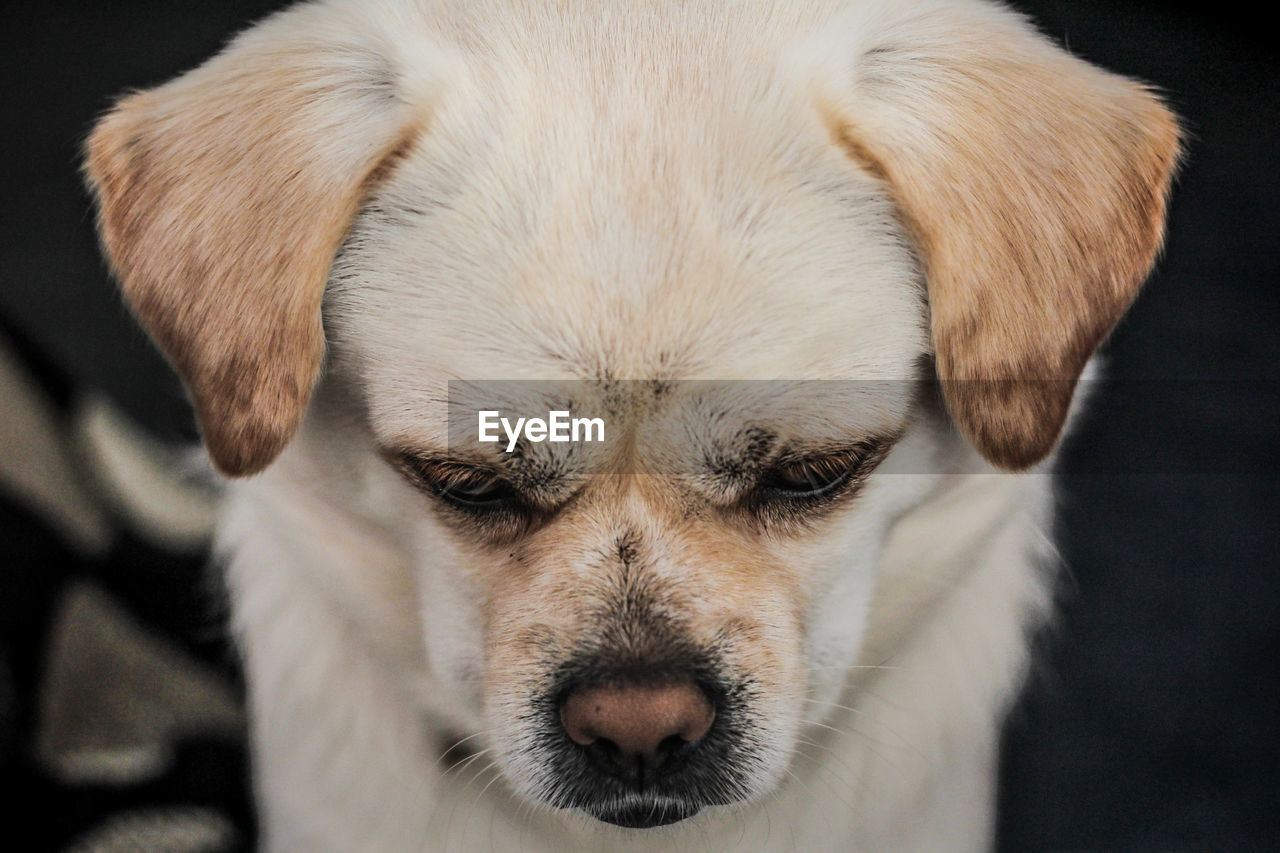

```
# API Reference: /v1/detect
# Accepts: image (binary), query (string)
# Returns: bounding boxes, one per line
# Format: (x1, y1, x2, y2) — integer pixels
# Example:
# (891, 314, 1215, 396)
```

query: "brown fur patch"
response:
(829, 14, 1181, 468)
(84, 27, 428, 475)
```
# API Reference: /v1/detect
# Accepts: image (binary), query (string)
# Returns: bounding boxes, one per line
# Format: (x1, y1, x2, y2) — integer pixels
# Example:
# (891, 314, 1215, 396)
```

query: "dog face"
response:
(324, 59, 931, 822)
(85, 0, 1178, 830)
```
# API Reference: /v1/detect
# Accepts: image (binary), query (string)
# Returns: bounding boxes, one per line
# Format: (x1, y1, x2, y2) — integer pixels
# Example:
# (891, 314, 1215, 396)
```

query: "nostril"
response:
(656, 733, 687, 761)
(594, 736, 623, 761)
(559, 679, 715, 781)
(586, 732, 690, 780)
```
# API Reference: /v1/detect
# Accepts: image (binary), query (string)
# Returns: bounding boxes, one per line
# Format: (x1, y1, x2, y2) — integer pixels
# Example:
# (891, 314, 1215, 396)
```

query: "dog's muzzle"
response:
(559, 678, 714, 827)
(542, 667, 748, 829)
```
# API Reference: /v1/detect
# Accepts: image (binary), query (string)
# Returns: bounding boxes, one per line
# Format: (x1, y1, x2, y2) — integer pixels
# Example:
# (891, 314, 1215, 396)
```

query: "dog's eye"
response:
(761, 454, 858, 499)
(388, 453, 535, 542)
(432, 468, 519, 511)
(392, 454, 520, 512)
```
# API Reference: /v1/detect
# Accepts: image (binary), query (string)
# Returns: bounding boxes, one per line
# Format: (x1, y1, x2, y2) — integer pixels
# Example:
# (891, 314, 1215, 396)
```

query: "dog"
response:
(83, 0, 1179, 849)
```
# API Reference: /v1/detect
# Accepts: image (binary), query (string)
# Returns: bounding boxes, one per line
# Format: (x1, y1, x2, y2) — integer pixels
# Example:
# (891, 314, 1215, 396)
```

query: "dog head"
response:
(86, 0, 1178, 829)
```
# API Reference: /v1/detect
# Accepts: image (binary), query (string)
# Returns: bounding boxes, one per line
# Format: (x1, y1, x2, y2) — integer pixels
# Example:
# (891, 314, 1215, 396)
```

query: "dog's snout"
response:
(560, 680, 715, 782)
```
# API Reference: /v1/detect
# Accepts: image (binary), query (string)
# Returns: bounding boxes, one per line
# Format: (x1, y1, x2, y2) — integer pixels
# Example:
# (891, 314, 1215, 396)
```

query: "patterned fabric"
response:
(1, 330, 254, 852)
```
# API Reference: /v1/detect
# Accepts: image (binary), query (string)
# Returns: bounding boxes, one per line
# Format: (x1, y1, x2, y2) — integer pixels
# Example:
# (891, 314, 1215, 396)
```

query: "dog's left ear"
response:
(84, 6, 433, 476)
(819, 3, 1181, 469)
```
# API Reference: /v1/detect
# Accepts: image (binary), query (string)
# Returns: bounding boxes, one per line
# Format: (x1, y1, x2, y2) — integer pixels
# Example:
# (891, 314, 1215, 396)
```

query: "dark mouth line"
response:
(534, 728, 761, 824)
(590, 796, 701, 829)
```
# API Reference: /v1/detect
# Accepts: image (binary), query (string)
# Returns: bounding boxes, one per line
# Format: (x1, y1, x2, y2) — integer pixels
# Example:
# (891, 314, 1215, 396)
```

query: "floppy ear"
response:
(84, 5, 432, 476)
(823, 3, 1180, 469)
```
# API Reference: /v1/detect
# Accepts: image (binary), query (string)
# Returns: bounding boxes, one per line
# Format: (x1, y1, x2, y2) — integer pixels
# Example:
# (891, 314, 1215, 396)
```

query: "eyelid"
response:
(382, 451, 537, 545)
(775, 452, 859, 481)
(760, 439, 888, 495)
(764, 455, 855, 497)
(433, 463, 502, 489)
(388, 451, 503, 496)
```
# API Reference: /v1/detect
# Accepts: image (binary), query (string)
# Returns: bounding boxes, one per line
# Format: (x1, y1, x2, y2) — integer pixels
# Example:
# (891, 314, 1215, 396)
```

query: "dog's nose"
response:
(560, 680, 715, 784)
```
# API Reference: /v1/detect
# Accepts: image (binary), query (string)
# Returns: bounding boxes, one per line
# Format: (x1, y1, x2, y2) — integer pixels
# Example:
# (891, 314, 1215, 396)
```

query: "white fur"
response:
(91, 0, 1172, 848)
(223, 432, 1053, 851)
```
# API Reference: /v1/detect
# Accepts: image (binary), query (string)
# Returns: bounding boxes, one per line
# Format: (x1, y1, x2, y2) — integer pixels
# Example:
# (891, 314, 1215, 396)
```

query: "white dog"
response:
(84, 0, 1179, 849)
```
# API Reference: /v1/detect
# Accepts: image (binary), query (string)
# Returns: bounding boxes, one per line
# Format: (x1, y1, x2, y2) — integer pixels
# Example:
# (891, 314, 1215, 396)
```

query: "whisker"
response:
(778, 753, 860, 829)
(441, 728, 490, 756)
(792, 736, 860, 795)
(444, 746, 495, 780)
(799, 717, 855, 739)
(799, 696, 865, 717)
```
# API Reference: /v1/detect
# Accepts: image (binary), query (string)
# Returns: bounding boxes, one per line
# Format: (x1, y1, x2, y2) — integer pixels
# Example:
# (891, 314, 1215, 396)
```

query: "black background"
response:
(1, 1, 1276, 849)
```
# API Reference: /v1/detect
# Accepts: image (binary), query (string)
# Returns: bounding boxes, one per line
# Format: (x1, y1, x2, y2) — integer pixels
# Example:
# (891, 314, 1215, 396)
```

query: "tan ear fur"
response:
(84, 7, 429, 476)
(826, 4, 1181, 469)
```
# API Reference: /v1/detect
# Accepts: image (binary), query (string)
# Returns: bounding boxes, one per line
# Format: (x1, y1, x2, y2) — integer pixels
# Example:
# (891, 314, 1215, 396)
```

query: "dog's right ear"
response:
(84, 5, 434, 476)
(810, 3, 1180, 470)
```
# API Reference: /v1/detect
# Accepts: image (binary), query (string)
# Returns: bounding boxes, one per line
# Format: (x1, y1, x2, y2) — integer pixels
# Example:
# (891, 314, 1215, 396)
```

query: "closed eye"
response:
(746, 438, 893, 525)
(389, 452, 525, 519)
(433, 468, 517, 508)
(760, 454, 858, 499)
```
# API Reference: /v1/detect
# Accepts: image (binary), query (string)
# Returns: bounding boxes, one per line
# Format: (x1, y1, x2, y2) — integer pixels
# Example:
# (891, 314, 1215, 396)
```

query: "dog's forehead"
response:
(325, 5, 927, 437)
